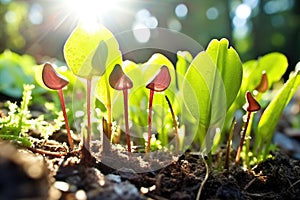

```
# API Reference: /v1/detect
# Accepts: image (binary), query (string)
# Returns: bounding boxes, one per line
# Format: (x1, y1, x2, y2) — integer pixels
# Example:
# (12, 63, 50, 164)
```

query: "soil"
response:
(0, 134, 299, 200)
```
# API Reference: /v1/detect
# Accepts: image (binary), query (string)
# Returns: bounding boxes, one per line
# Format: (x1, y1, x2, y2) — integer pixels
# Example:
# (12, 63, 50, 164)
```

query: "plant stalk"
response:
(165, 95, 179, 153)
(86, 78, 92, 151)
(58, 89, 74, 149)
(224, 117, 236, 170)
(105, 76, 112, 142)
(146, 89, 154, 153)
(123, 89, 131, 152)
(235, 111, 251, 164)
(245, 113, 254, 168)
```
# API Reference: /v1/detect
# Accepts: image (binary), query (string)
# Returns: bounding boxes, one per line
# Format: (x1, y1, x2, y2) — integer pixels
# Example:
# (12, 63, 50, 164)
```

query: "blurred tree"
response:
(252, 0, 300, 74)
(0, 0, 299, 74)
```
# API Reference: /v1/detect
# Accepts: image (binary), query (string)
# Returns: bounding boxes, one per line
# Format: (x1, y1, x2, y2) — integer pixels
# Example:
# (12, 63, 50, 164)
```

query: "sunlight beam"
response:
(63, 0, 120, 32)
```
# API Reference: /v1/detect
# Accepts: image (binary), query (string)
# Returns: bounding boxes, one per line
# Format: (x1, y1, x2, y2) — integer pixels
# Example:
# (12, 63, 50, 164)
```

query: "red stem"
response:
(123, 89, 131, 152)
(235, 111, 251, 164)
(58, 89, 74, 149)
(85, 79, 92, 151)
(147, 89, 154, 153)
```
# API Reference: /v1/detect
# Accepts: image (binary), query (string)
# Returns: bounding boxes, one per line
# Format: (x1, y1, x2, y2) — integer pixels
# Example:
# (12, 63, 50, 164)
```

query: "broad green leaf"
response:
(92, 41, 108, 73)
(64, 23, 122, 79)
(183, 38, 242, 151)
(183, 51, 227, 129)
(258, 71, 300, 141)
(233, 52, 288, 108)
(206, 38, 243, 110)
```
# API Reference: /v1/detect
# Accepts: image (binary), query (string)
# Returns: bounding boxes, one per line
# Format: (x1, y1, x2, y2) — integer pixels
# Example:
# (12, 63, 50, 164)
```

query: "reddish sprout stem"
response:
(85, 78, 92, 151)
(235, 111, 251, 164)
(147, 89, 154, 153)
(58, 89, 74, 149)
(123, 89, 131, 152)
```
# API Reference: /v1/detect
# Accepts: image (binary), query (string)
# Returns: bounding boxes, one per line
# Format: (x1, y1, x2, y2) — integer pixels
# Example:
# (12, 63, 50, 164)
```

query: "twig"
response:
(246, 192, 274, 197)
(244, 178, 256, 190)
(196, 154, 209, 200)
(288, 179, 300, 191)
(28, 147, 67, 157)
(28, 147, 80, 158)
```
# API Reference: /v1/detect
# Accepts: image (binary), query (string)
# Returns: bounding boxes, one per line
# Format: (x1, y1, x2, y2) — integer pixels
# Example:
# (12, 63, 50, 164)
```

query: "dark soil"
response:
(0, 136, 299, 200)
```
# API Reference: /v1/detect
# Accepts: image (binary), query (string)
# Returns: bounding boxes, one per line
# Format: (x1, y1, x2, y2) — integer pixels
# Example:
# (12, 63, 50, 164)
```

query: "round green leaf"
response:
(64, 23, 122, 79)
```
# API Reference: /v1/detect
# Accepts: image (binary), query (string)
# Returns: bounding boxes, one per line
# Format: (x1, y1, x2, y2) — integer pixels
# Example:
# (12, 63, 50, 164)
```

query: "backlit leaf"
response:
(258, 71, 300, 141)
(64, 23, 122, 79)
(206, 38, 243, 110)
(183, 38, 243, 151)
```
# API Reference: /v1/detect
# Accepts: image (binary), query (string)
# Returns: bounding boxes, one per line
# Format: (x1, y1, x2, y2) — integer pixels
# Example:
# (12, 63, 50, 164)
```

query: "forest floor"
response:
(1, 134, 300, 200)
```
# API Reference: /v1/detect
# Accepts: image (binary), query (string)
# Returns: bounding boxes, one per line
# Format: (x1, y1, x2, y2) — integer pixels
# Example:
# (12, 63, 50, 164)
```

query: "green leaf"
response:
(0, 50, 36, 98)
(0, 135, 31, 147)
(183, 51, 227, 129)
(182, 38, 243, 152)
(92, 41, 108, 74)
(258, 71, 300, 146)
(64, 23, 122, 79)
(233, 52, 288, 108)
(206, 38, 243, 110)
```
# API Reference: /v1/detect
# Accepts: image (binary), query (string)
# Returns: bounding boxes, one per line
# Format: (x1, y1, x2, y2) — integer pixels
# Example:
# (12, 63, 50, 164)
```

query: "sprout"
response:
(109, 64, 133, 152)
(235, 91, 260, 164)
(255, 72, 268, 93)
(42, 63, 74, 149)
(145, 66, 171, 153)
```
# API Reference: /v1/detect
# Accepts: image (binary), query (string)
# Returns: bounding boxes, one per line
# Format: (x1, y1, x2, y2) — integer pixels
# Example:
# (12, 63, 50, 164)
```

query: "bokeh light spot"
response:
(167, 18, 182, 31)
(264, 0, 294, 14)
(233, 16, 247, 27)
(132, 24, 151, 43)
(135, 9, 158, 29)
(145, 16, 158, 29)
(4, 11, 17, 24)
(244, 0, 259, 8)
(235, 4, 252, 19)
(29, 3, 43, 25)
(135, 9, 151, 20)
(206, 7, 219, 20)
(175, 3, 188, 18)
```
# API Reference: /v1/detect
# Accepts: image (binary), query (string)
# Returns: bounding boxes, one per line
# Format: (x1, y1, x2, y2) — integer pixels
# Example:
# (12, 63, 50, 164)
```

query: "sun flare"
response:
(63, 0, 120, 31)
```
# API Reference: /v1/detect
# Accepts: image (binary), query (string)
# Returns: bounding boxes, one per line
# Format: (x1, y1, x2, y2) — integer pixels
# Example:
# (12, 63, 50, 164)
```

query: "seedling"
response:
(42, 63, 74, 149)
(109, 64, 133, 152)
(235, 91, 260, 164)
(146, 66, 171, 153)
(64, 24, 122, 155)
(182, 39, 242, 157)
(244, 72, 268, 167)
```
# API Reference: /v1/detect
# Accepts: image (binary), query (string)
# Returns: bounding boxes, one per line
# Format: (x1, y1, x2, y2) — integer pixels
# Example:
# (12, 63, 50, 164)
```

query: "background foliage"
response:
(0, 0, 299, 76)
